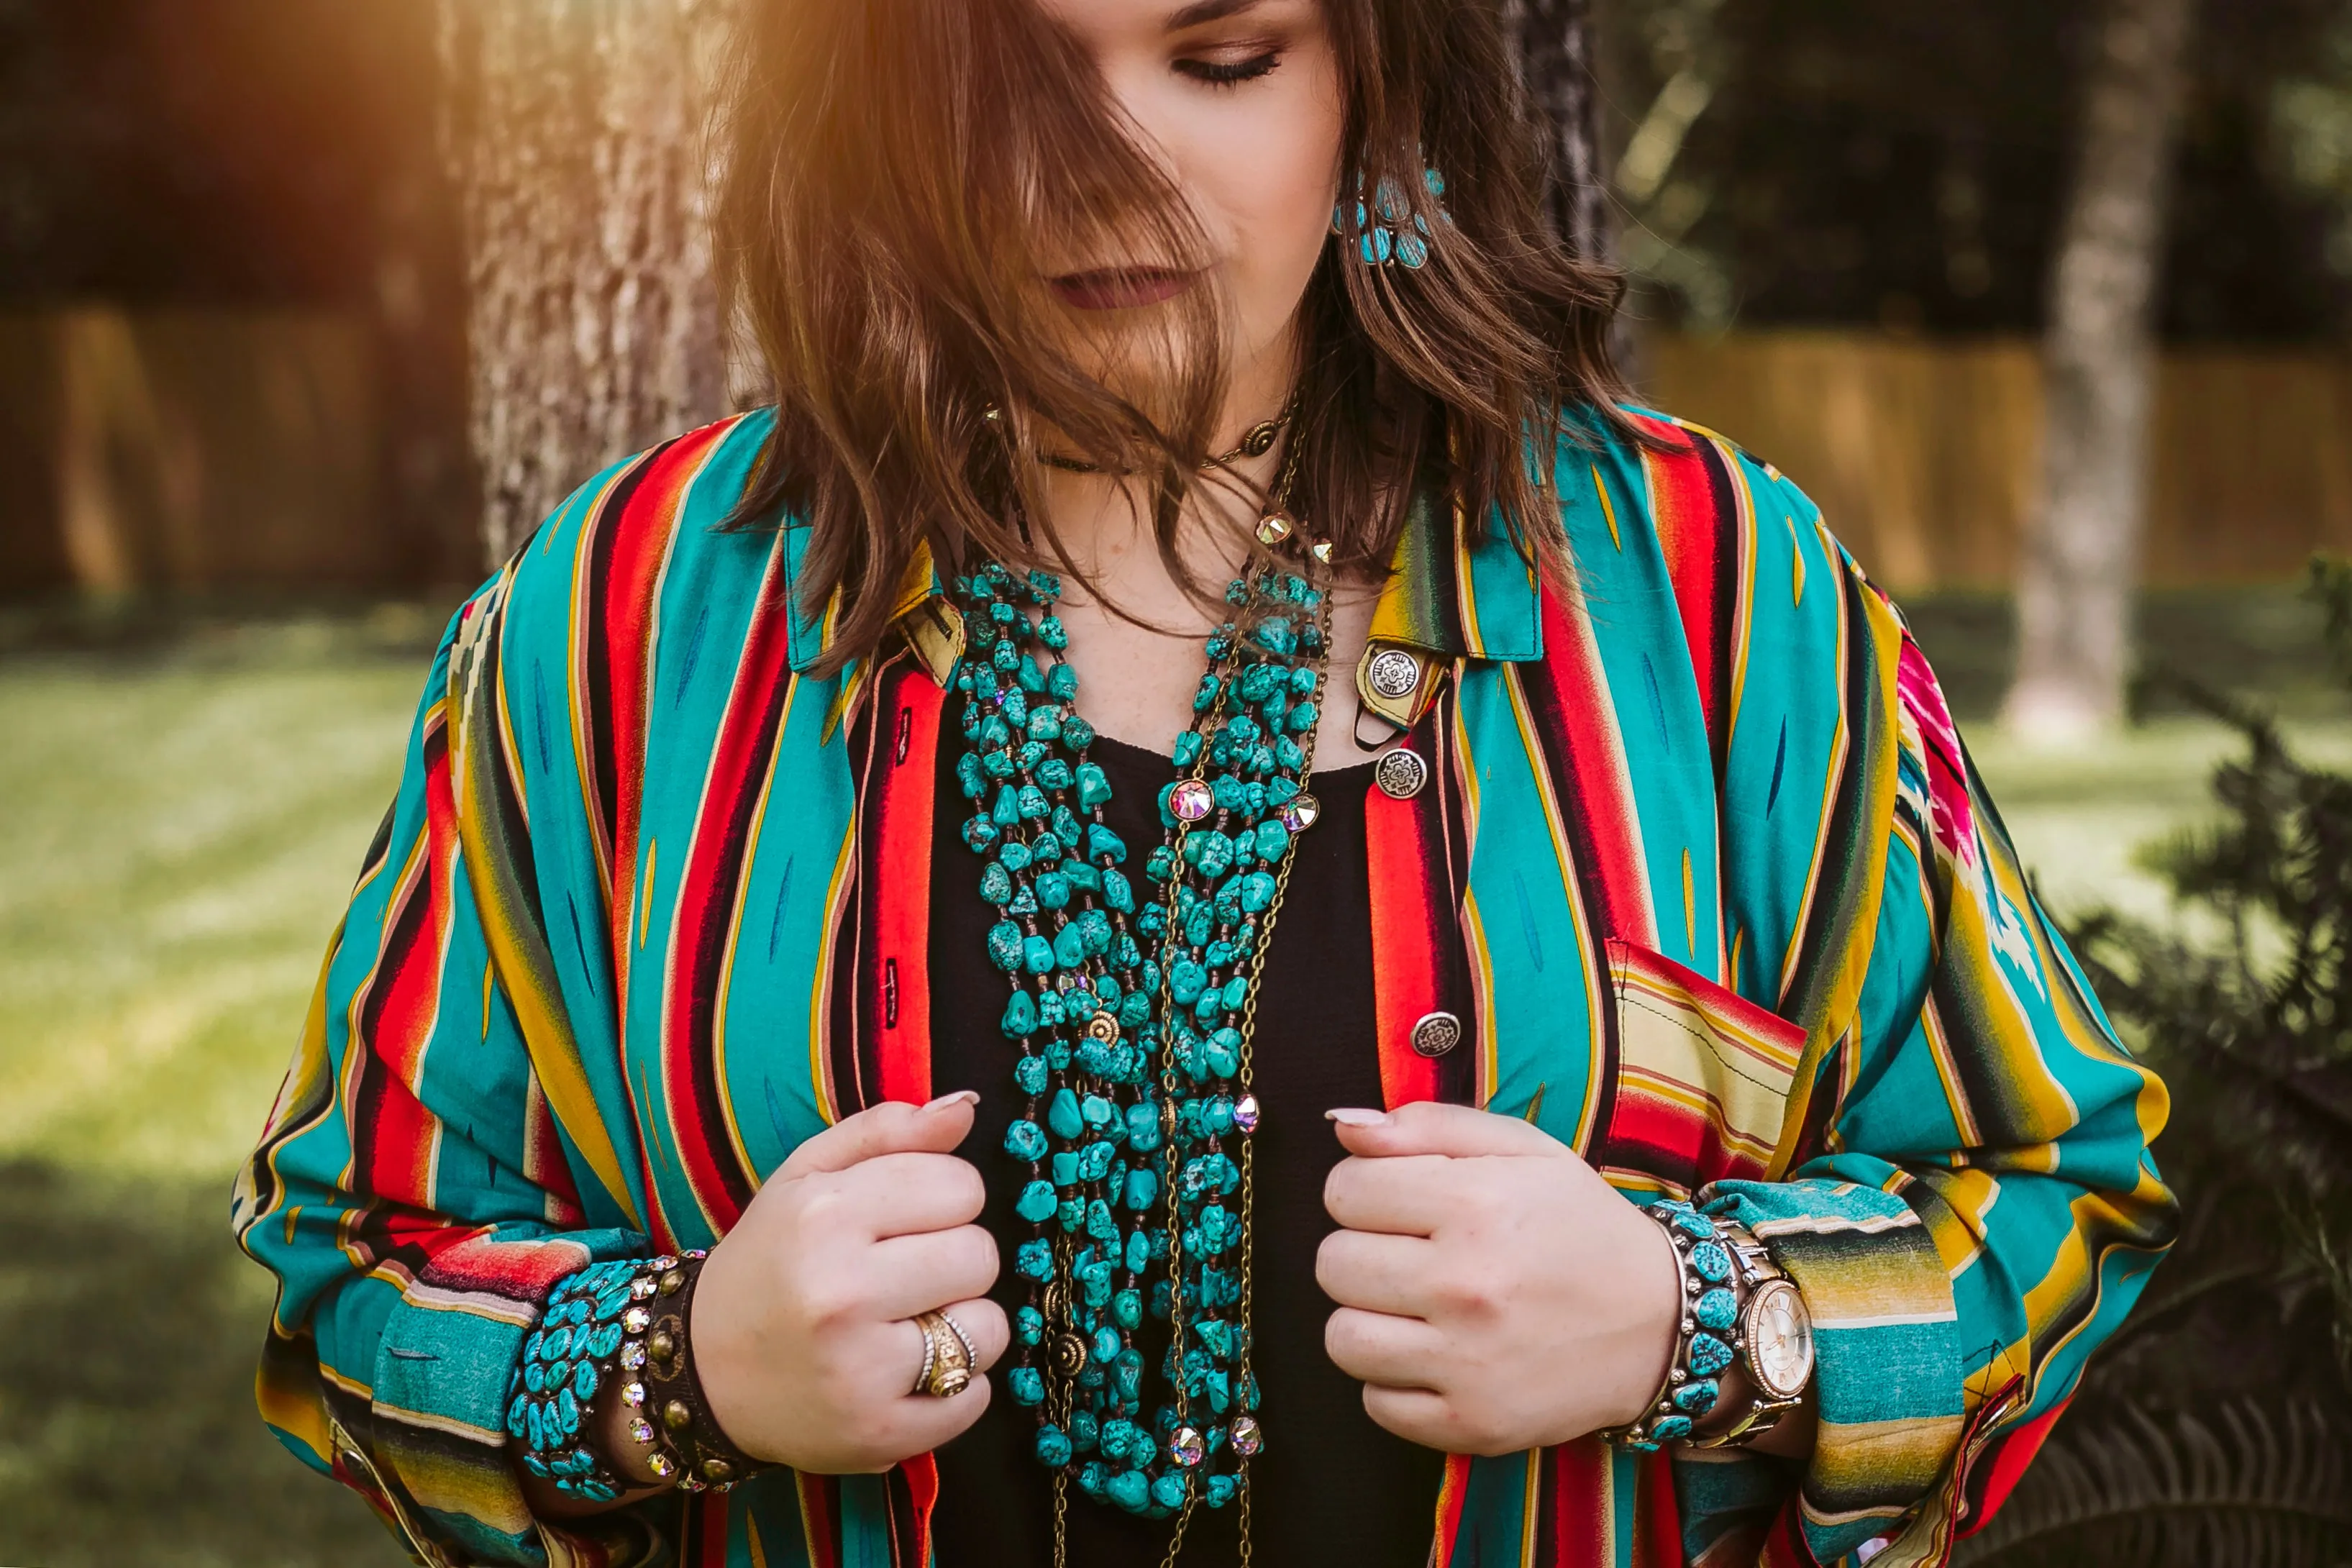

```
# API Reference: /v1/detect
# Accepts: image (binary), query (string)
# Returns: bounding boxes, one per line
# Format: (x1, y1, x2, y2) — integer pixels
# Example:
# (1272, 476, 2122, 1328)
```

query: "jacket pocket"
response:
(1591, 938, 1807, 1195)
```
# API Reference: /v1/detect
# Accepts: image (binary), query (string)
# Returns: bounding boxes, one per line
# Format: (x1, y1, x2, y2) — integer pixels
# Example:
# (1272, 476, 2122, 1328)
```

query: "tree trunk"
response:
(2002, 0, 2195, 743)
(1509, 0, 1612, 263)
(438, 0, 738, 565)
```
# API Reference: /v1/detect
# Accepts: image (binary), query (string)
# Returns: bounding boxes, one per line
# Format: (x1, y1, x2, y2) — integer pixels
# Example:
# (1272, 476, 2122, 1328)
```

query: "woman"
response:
(234, 0, 2176, 1564)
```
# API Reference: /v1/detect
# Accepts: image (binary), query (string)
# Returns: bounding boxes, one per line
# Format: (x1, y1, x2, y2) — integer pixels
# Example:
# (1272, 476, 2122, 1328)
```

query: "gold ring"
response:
(911, 1315, 938, 1395)
(913, 1310, 975, 1398)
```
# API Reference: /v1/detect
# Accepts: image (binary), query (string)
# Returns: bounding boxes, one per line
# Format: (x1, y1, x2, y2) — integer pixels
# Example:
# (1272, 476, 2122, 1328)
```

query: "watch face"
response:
(1742, 1279, 1815, 1400)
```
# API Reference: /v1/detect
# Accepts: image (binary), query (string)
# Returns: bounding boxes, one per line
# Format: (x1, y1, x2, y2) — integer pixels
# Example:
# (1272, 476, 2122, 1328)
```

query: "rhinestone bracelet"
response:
(1600, 1198, 1739, 1450)
(634, 1250, 771, 1490)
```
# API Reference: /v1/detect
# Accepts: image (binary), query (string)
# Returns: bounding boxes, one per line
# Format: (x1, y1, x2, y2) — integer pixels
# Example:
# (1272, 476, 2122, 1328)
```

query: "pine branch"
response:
(1959, 1401, 2352, 1568)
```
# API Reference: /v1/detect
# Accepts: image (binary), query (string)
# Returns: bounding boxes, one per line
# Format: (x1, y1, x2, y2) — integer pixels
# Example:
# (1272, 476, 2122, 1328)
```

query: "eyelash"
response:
(1174, 50, 1282, 88)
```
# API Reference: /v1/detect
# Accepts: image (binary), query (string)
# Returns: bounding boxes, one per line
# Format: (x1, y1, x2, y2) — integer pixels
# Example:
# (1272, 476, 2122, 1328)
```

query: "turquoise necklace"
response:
(950, 504, 1332, 1549)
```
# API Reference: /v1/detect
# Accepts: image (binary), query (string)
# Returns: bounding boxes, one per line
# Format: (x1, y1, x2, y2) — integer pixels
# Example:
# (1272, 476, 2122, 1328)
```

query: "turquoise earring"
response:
(1331, 167, 1450, 269)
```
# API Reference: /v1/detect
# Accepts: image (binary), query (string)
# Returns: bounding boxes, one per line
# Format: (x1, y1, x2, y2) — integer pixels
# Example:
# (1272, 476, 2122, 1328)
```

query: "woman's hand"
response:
(684, 1091, 1010, 1474)
(1316, 1101, 1681, 1457)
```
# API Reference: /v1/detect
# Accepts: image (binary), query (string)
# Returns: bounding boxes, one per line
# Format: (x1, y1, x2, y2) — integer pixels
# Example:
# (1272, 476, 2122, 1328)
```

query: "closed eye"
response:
(1174, 50, 1282, 87)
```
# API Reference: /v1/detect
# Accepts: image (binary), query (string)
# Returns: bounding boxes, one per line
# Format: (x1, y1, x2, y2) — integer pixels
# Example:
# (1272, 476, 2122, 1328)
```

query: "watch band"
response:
(1687, 1221, 1813, 1449)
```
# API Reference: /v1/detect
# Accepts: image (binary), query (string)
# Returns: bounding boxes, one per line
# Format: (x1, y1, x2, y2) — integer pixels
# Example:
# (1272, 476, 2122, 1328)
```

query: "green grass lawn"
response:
(0, 601, 2341, 1566)
(0, 620, 427, 1568)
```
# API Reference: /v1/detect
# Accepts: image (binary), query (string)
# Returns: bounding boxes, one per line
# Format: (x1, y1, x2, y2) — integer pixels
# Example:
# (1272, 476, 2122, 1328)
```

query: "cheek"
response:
(1204, 69, 1344, 345)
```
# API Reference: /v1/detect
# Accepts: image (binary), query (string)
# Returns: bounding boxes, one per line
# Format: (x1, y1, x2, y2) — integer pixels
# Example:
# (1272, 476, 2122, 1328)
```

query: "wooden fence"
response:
(0, 307, 383, 598)
(0, 312, 2346, 598)
(1641, 329, 2352, 592)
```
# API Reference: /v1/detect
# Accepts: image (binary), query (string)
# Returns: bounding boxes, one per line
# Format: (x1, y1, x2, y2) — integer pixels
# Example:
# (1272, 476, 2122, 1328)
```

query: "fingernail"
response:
(924, 1090, 980, 1111)
(1325, 1107, 1390, 1127)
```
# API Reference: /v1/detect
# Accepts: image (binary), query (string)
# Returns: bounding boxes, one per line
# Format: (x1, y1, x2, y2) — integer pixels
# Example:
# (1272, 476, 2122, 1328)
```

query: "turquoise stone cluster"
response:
(1331, 166, 1450, 268)
(952, 555, 1331, 1518)
(1613, 1198, 1734, 1449)
(506, 1257, 662, 1500)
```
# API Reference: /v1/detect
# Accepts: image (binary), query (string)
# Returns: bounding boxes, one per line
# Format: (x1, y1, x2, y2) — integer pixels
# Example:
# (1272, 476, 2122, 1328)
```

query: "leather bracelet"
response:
(637, 1249, 772, 1491)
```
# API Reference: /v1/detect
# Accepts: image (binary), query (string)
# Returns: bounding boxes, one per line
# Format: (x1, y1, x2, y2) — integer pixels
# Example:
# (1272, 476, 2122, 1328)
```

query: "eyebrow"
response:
(1164, 0, 1264, 32)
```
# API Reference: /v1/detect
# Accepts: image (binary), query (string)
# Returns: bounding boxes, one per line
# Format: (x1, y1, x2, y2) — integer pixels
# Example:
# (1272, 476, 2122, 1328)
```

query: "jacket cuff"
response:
(363, 1226, 649, 1567)
(1700, 1175, 1965, 1565)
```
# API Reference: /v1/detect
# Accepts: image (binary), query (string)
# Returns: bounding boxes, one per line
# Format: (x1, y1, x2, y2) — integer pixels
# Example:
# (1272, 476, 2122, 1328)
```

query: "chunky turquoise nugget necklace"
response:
(950, 499, 1333, 1560)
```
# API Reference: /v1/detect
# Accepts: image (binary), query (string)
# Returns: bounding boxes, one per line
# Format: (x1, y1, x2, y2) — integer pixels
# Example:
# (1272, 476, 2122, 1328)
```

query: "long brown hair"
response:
(712, 0, 1628, 673)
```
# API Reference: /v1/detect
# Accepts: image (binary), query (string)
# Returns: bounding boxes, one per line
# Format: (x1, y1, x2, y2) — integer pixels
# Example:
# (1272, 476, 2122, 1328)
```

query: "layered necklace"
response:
(950, 453, 1331, 1564)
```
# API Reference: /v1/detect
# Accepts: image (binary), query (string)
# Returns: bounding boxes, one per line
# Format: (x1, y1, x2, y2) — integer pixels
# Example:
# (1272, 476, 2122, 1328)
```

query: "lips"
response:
(1048, 267, 1198, 311)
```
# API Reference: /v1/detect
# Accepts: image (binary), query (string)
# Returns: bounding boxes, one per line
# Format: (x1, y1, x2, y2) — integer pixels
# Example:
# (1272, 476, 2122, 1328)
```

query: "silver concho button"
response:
(1410, 1010, 1463, 1057)
(1374, 747, 1428, 799)
(1366, 647, 1422, 701)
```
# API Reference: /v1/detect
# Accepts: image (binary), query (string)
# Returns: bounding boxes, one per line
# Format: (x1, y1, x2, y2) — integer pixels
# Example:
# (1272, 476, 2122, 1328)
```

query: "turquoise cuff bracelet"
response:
(507, 1254, 680, 1499)
(508, 1249, 765, 1500)
(1602, 1198, 1738, 1450)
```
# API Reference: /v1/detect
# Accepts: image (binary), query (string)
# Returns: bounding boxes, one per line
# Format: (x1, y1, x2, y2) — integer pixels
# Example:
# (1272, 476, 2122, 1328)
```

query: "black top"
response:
(927, 730, 1442, 1567)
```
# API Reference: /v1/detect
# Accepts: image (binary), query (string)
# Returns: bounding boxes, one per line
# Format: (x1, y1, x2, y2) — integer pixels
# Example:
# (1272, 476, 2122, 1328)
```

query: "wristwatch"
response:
(1690, 1221, 1815, 1447)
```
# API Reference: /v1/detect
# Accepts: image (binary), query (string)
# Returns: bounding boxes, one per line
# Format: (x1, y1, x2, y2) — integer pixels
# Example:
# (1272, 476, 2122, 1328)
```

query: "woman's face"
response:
(1031, 0, 1344, 424)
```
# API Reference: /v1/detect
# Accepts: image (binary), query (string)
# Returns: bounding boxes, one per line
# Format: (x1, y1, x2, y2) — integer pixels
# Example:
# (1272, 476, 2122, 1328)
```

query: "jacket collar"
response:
(779, 486, 1545, 685)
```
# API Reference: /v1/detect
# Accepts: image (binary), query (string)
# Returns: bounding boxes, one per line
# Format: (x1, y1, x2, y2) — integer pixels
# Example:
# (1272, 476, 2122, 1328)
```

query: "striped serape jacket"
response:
(232, 405, 2176, 1568)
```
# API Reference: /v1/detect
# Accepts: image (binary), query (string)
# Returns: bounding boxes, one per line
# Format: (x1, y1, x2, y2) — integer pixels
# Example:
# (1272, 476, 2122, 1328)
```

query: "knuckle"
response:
(797, 1272, 868, 1331)
(833, 1104, 908, 1164)
(1313, 1234, 1348, 1295)
(1323, 1161, 1360, 1218)
(944, 1157, 987, 1212)
(1322, 1311, 1362, 1368)
(963, 1302, 1012, 1368)
(1362, 1385, 1416, 1439)
(1438, 1264, 1503, 1321)
(796, 1175, 856, 1231)
(1460, 1175, 1508, 1221)
(1393, 1100, 1446, 1139)
(954, 1225, 1003, 1287)
(944, 1372, 995, 1428)
(1317, 1231, 1354, 1298)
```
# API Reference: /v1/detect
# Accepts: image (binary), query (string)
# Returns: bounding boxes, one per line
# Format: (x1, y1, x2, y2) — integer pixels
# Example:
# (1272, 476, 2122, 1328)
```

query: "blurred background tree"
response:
(1509, 0, 1613, 260)
(2005, 0, 2195, 744)
(1594, 0, 2352, 339)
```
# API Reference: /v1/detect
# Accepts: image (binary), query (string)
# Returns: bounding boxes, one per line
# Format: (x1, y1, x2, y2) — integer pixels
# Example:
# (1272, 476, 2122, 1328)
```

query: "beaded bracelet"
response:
(1600, 1198, 1740, 1450)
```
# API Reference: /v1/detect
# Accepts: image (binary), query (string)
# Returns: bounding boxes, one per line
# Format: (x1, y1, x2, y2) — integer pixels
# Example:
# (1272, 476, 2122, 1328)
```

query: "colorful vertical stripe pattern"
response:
(234, 406, 2174, 1568)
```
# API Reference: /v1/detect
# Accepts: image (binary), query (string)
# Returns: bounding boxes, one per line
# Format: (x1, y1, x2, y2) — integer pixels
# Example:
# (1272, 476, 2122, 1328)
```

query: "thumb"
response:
(1325, 1099, 1567, 1160)
(780, 1091, 979, 1180)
